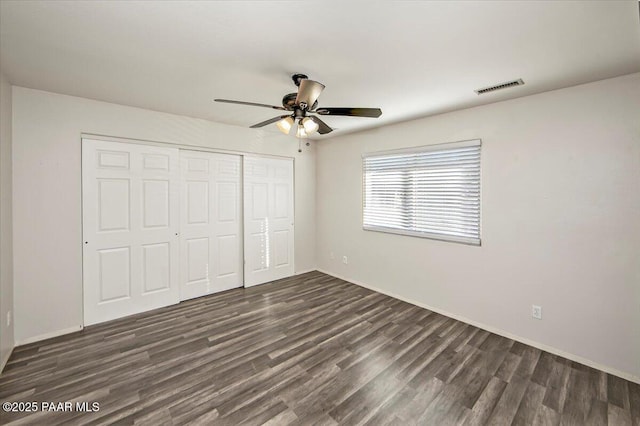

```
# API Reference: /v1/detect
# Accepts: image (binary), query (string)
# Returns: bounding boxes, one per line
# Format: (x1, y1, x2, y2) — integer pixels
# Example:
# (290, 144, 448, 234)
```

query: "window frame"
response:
(362, 139, 482, 246)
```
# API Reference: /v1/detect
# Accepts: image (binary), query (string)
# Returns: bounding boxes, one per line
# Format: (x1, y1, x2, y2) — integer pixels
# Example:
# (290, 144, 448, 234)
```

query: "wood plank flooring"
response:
(1, 271, 638, 425)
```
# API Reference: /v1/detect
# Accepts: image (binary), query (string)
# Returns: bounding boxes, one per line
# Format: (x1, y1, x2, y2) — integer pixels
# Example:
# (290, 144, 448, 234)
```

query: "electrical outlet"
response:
(342, 256, 348, 264)
(6, 310, 11, 327)
(532, 305, 542, 320)
(330, 252, 334, 260)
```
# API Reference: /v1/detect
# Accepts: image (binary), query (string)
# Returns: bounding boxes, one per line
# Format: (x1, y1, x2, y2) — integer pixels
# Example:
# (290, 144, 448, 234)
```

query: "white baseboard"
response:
(0, 346, 13, 373)
(317, 268, 640, 385)
(294, 268, 317, 276)
(16, 325, 83, 346)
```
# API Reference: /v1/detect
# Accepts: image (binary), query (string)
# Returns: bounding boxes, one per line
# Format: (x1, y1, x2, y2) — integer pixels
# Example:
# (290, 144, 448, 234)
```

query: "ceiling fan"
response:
(215, 74, 382, 138)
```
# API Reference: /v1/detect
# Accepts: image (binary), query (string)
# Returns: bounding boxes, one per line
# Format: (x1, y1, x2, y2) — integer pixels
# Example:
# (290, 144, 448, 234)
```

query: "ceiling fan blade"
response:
(215, 99, 286, 111)
(249, 115, 289, 128)
(314, 107, 382, 118)
(295, 80, 325, 109)
(309, 116, 333, 135)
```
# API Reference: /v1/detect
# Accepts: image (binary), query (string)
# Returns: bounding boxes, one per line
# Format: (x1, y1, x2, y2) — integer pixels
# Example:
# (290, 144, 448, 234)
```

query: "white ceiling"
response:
(1, 1, 639, 139)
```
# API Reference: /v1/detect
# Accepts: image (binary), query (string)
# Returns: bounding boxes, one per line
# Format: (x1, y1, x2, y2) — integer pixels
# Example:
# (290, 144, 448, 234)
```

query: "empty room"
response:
(0, 1, 639, 425)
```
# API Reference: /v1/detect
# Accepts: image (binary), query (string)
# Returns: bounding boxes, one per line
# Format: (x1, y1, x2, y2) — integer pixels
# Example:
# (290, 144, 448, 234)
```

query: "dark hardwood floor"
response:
(1, 271, 638, 425)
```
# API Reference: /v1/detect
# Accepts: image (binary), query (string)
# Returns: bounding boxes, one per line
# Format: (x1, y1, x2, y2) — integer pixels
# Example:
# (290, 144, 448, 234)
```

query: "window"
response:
(363, 139, 481, 245)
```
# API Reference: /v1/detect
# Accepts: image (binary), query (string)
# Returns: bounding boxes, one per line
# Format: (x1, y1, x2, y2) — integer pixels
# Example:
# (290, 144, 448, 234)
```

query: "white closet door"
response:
(180, 150, 242, 300)
(82, 139, 180, 326)
(243, 156, 294, 287)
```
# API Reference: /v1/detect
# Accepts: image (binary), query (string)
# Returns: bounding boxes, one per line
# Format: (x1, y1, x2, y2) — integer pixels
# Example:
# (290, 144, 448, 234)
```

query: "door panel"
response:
(98, 247, 131, 302)
(98, 179, 130, 231)
(83, 139, 180, 326)
(274, 184, 289, 219)
(252, 183, 268, 218)
(179, 151, 242, 301)
(273, 230, 290, 267)
(217, 182, 238, 221)
(97, 150, 129, 169)
(142, 153, 170, 170)
(142, 243, 170, 293)
(187, 181, 209, 224)
(142, 180, 170, 228)
(243, 156, 294, 287)
(216, 235, 238, 277)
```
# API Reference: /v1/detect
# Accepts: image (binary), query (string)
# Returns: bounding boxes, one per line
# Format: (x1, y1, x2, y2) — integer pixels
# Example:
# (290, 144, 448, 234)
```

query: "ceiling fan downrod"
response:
(292, 73, 308, 87)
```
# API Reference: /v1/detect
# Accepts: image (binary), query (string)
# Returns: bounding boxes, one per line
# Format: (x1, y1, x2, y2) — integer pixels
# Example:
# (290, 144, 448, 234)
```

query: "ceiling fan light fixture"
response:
(302, 117, 319, 134)
(276, 116, 294, 135)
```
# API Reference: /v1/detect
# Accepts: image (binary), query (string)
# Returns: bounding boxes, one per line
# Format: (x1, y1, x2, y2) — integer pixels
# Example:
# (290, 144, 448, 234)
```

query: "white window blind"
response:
(363, 139, 481, 245)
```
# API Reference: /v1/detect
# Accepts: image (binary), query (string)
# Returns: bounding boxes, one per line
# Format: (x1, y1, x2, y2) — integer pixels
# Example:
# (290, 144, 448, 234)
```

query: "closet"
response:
(82, 138, 294, 325)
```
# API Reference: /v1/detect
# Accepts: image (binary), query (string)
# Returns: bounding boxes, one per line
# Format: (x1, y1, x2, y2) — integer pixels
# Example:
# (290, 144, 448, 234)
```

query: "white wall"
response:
(316, 73, 640, 381)
(12, 87, 316, 344)
(0, 71, 14, 371)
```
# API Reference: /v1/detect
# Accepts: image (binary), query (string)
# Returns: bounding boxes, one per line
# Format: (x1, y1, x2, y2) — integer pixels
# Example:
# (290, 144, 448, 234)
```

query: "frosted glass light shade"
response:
(276, 116, 294, 134)
(302, 117, 319, 134)
(296, 125, 308, 138)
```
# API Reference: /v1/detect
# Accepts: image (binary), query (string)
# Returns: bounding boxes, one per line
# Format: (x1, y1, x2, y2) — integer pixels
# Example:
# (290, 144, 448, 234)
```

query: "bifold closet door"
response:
(179, 151, 242, 301)
(82, 139, 180, 326)
(243, 156, 294, 287)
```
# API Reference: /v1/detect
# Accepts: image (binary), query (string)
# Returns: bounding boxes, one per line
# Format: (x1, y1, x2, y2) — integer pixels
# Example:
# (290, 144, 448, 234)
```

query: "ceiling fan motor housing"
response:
(282, 93, 297, 109)
(282, 93, 318, 112)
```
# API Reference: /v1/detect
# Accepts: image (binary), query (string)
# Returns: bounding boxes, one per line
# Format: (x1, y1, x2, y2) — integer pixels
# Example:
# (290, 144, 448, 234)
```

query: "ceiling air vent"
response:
(475, 79, 524, 95)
